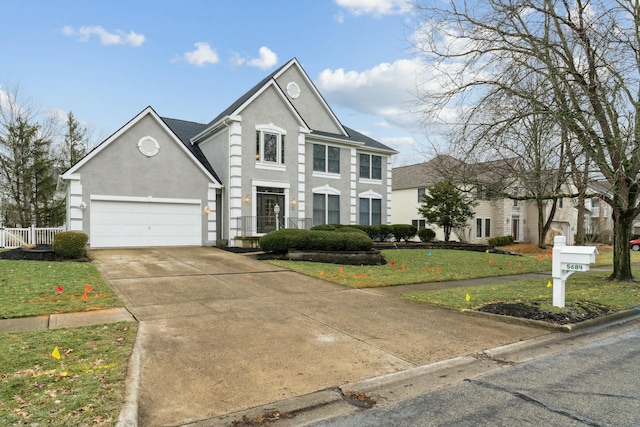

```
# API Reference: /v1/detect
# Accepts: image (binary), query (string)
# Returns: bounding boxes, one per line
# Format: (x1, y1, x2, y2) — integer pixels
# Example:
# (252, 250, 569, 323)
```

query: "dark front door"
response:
(257, 188, 284, 234)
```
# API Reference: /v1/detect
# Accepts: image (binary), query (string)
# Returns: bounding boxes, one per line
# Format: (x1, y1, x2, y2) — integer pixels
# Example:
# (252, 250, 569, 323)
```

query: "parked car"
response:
(630, 239, 640, 251)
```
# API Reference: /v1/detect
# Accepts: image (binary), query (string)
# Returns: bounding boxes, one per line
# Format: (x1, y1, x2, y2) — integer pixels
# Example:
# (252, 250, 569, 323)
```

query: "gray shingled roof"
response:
(161, 117, 222, 183)
(392, 155, 519, 190)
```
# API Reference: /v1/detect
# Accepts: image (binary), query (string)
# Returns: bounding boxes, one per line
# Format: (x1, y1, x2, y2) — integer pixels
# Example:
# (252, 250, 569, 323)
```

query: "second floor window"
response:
(359, 154, 382, 180)
(418, 187, 425, 203)
(256, 130, 285, 164)
(313, 144, 340, 173)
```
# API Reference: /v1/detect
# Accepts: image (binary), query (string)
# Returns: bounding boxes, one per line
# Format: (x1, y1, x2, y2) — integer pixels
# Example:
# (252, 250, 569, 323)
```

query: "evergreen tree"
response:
(418, 182, 476, 242)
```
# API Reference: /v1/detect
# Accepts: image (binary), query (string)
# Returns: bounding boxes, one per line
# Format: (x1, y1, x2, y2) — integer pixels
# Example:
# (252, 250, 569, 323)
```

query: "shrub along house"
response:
(58, 58, 397, 248)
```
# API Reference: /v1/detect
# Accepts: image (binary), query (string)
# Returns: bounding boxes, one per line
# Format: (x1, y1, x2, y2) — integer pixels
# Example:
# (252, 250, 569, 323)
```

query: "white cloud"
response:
(48, 108, 68, 125)
(230, 47, 278, 70)
(316, 59, 422, 128)
(334, 12, 346, 23)
(247, 47, 278, 70)
(335, 0, 412, 16)
(62, 25, 145, 47)
(380, 136, 415, 148)
(180, 42, 220, 66)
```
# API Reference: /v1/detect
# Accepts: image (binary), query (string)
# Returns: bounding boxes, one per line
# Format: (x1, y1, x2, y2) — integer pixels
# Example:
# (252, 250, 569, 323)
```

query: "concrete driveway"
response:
(90, 247, 549, 426)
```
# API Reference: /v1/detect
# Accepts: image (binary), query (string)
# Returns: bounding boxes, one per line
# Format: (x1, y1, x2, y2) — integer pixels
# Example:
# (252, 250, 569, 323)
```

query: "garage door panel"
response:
(90, 200, 201, 248)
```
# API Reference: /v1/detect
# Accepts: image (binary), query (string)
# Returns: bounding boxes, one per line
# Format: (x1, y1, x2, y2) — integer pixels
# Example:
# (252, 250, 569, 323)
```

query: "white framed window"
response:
(359, 153, 382, 180)
(477, 217, 491, 238)
(256, 124, 286, 165)
(313, 144, 340, 174)
(359, 190, 382, 225)
(359, 198, 382, 225)
(313, 194, 340, 225)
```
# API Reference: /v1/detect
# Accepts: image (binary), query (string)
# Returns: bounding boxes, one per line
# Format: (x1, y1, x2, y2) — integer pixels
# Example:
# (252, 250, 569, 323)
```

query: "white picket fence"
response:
(0, 226, 66, 249)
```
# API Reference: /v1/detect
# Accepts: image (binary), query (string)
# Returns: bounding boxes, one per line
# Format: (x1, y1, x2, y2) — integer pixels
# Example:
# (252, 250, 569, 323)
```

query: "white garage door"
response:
(90, 199, 202, 248)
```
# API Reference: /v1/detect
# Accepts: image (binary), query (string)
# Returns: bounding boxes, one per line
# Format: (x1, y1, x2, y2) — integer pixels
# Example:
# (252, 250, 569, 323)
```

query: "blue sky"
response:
(1, 0, 431, 165)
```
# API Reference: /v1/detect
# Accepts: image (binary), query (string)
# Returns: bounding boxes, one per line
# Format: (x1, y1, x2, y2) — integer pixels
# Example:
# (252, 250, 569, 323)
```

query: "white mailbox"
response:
(552, 236, 598, 307)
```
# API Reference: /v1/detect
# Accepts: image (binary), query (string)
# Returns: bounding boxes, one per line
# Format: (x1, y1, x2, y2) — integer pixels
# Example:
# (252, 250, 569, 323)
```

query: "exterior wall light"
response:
(78, 201, 87, 210)
(204, 206, 211, 215)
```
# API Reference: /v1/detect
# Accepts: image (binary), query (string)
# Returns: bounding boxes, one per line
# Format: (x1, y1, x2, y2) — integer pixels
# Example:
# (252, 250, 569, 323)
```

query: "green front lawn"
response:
(1, 259, 134, 425)
(267, 247, 639, 288)
(402, 269, 640, 312)
(267, 249, 546, 287)
(0, 260, 122, 319)
(268, 247, 640, 316)
(0, 323, 137, 425)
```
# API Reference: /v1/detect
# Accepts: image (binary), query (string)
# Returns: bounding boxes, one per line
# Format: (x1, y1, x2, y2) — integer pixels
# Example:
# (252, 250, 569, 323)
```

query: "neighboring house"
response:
(58, 58, 397, 248)
(584, 180, 614, 242)
(392, 155, 581, 245)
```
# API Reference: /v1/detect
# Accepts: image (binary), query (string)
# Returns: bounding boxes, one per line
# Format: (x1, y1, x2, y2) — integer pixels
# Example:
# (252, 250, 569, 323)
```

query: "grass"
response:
(267, 244, 640, 315)
(0, 259, 135, 424)
(402, 269, 640, 312)
(0, 260, 123, 319)
(266, 246, 639, 288)
(0, 323, 137, 426)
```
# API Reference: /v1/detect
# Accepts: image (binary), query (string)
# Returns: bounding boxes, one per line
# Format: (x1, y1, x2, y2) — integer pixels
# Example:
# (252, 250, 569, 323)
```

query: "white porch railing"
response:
(0, 226, 66, 249)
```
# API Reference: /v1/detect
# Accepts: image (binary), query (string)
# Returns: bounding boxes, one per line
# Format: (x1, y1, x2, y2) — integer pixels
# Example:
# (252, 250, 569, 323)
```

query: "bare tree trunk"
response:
(611, 209, 634, 281)
(575, 196, 586, 244)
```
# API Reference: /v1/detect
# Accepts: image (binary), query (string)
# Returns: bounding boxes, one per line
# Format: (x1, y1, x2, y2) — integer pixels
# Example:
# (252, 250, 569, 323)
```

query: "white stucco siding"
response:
(276, 66, 343, 134)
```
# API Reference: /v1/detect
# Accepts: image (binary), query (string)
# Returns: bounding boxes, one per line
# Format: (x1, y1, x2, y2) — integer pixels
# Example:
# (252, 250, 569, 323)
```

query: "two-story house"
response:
(392, 155, 580, 245)
(59, 58, 397, 248)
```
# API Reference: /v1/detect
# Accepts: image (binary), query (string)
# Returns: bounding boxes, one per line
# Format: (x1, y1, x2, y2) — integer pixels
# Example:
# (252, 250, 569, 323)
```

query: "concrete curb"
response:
(0, 308, 135, 334)
(117, 321, 145, 427)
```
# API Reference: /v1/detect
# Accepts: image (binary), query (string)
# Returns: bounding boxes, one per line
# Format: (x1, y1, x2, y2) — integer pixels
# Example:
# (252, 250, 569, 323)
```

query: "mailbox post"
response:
(552, 236, 598, 307)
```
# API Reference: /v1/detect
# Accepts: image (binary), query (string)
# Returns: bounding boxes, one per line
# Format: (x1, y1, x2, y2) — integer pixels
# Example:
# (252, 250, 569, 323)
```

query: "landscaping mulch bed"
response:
(478, 301, 615, 325)
(0, 245, 89, 262)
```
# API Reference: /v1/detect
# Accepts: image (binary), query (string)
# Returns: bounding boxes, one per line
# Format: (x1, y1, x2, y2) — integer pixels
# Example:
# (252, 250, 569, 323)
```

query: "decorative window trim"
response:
(312, 184, 341, 196)
(286, 81, 301, 99)
(138, 136, 160, 157)
(359, 190, 382, 199)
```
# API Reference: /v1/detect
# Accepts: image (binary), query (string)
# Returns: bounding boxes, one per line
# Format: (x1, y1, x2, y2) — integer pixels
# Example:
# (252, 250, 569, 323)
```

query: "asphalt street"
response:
(311, 319, 640, 427)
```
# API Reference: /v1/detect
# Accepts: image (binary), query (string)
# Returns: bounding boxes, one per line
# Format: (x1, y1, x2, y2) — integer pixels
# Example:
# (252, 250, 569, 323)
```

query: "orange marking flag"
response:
(82, 292, 88, 302)
(85, 284, 93, 292)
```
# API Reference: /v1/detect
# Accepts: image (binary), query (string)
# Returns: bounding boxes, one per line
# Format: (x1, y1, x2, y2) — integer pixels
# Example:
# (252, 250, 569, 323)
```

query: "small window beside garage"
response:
(138, 136, 160, 157)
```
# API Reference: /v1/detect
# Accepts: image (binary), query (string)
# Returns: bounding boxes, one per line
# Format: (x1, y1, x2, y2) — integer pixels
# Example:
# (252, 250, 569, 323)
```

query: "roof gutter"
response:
(191, 115, 241, 145)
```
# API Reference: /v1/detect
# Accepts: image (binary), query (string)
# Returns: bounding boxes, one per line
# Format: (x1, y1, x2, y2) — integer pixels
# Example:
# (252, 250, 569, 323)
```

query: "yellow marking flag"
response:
(547, 280, 552, 288)
(51, 346, 61, 360)
(465, 293, 471, 302)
